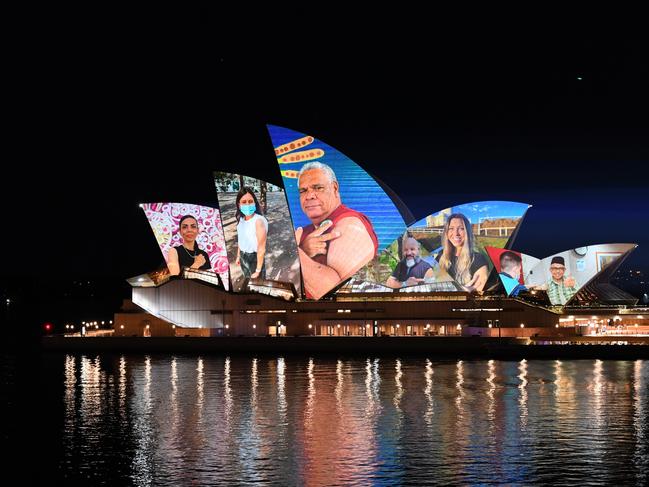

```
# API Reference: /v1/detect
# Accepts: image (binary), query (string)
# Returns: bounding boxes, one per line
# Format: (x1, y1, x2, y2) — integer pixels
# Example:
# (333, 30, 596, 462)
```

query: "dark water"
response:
(4, 354, 648, 486)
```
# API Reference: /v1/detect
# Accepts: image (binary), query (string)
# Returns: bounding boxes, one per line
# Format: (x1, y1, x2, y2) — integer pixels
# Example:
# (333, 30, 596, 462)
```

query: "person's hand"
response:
(464, 269, 487, 292)
(405, 277, 423, 287)
(251, 271, 260, 279)
(194, 254, 206, 268)
(564, 276, 576, 287)
(295, 221, 341, 258)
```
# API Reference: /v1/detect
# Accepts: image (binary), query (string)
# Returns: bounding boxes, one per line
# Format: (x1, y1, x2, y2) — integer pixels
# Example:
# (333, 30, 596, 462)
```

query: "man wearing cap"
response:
(541, 255, 578, 305)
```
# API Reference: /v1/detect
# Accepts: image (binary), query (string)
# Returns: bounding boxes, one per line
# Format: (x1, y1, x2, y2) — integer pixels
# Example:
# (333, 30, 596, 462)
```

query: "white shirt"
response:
(236, 213, 268, 253)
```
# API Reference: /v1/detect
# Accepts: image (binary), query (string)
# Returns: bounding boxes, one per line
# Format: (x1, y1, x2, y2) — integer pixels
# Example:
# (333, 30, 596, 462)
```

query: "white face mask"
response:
(406, 257, 416, 268)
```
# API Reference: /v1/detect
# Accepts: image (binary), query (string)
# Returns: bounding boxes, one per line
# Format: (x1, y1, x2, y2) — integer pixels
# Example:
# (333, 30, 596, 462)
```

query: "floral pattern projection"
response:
(141, 202, 230, 290)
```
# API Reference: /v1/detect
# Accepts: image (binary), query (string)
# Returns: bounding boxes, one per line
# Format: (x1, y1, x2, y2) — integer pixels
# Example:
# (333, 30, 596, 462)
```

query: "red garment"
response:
(299, 204, 379, 265)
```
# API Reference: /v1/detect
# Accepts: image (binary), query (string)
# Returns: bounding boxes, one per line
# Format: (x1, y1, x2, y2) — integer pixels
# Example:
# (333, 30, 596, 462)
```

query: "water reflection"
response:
(633, 360, 648, 485)
(196, 357, 204, 418)
(424, 359, 434, 425)
(486, 359, 496, 423)
(53, 356, 649, 486)
(518, 359, 528, 428)
(304, 358, 314, 428)
(131, 355, 153, 486)
(224, 356, 232, 422)
(394, 358, 403, 411)
(455, 359, 465, 414)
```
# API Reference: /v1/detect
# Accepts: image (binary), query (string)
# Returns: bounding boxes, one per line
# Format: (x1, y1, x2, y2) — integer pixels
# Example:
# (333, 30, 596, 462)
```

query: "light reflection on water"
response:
(44, 356, 649, 485)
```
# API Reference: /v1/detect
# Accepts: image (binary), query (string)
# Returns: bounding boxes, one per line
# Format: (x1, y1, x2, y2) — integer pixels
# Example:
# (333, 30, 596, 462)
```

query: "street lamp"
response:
(252, 323, 256, 336)
(308, 323, 313, 336)
(396, 323, 400, 336)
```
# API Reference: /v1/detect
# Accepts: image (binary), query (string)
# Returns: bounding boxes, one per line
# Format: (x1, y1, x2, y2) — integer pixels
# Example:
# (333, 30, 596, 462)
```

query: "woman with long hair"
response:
(437, 213, 488, 292)
(234, 186, 268, 279)
(167, 215, 212, 276)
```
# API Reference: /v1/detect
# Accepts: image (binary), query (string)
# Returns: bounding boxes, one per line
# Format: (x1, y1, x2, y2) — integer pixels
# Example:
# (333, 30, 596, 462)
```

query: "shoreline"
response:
(40, 336, 649, 359)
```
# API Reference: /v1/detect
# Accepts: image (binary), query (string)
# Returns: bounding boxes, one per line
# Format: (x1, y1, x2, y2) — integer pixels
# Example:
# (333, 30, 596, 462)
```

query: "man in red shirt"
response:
(295, 162, 378, 299)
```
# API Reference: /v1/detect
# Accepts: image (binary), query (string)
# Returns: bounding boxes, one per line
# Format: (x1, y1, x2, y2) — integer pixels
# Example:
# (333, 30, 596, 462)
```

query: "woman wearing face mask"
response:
(235, 187, 268, 279)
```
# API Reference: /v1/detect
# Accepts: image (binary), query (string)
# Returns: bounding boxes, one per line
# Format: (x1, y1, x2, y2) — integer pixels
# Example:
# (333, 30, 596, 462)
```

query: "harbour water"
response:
(4, 354, 648, 485)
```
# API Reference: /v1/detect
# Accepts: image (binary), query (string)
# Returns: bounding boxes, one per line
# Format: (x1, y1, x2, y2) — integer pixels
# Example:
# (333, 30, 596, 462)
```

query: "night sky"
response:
(2, 19, 648, 329)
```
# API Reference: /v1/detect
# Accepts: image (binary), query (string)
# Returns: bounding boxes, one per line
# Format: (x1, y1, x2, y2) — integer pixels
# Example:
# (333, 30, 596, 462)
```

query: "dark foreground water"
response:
(3, 354, 648, 486)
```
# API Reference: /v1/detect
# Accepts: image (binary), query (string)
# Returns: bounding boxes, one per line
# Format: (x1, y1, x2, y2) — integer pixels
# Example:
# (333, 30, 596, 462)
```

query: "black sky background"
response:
(2, 13, 648, 333)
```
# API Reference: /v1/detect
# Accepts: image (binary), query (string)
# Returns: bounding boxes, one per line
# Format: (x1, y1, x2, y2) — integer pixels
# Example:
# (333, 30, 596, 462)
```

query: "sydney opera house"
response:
(116, 125, 648, 338)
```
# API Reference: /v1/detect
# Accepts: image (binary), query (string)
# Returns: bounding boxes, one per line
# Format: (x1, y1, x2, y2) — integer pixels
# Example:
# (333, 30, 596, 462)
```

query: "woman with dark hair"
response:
(434, 213, 488, 292)
(234, 187, 268, 279)
(167, 215, 212, 276)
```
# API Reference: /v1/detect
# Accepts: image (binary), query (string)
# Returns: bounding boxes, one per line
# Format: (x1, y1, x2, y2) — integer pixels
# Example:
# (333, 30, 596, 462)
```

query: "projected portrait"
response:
(486, 247, 533, 297)
(141, 203, 229, 289)
(377, 201, 530, 292)
(214, 172, 301, 295)
(269, 125, 406, 300)
(523, 244, 635, 306)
